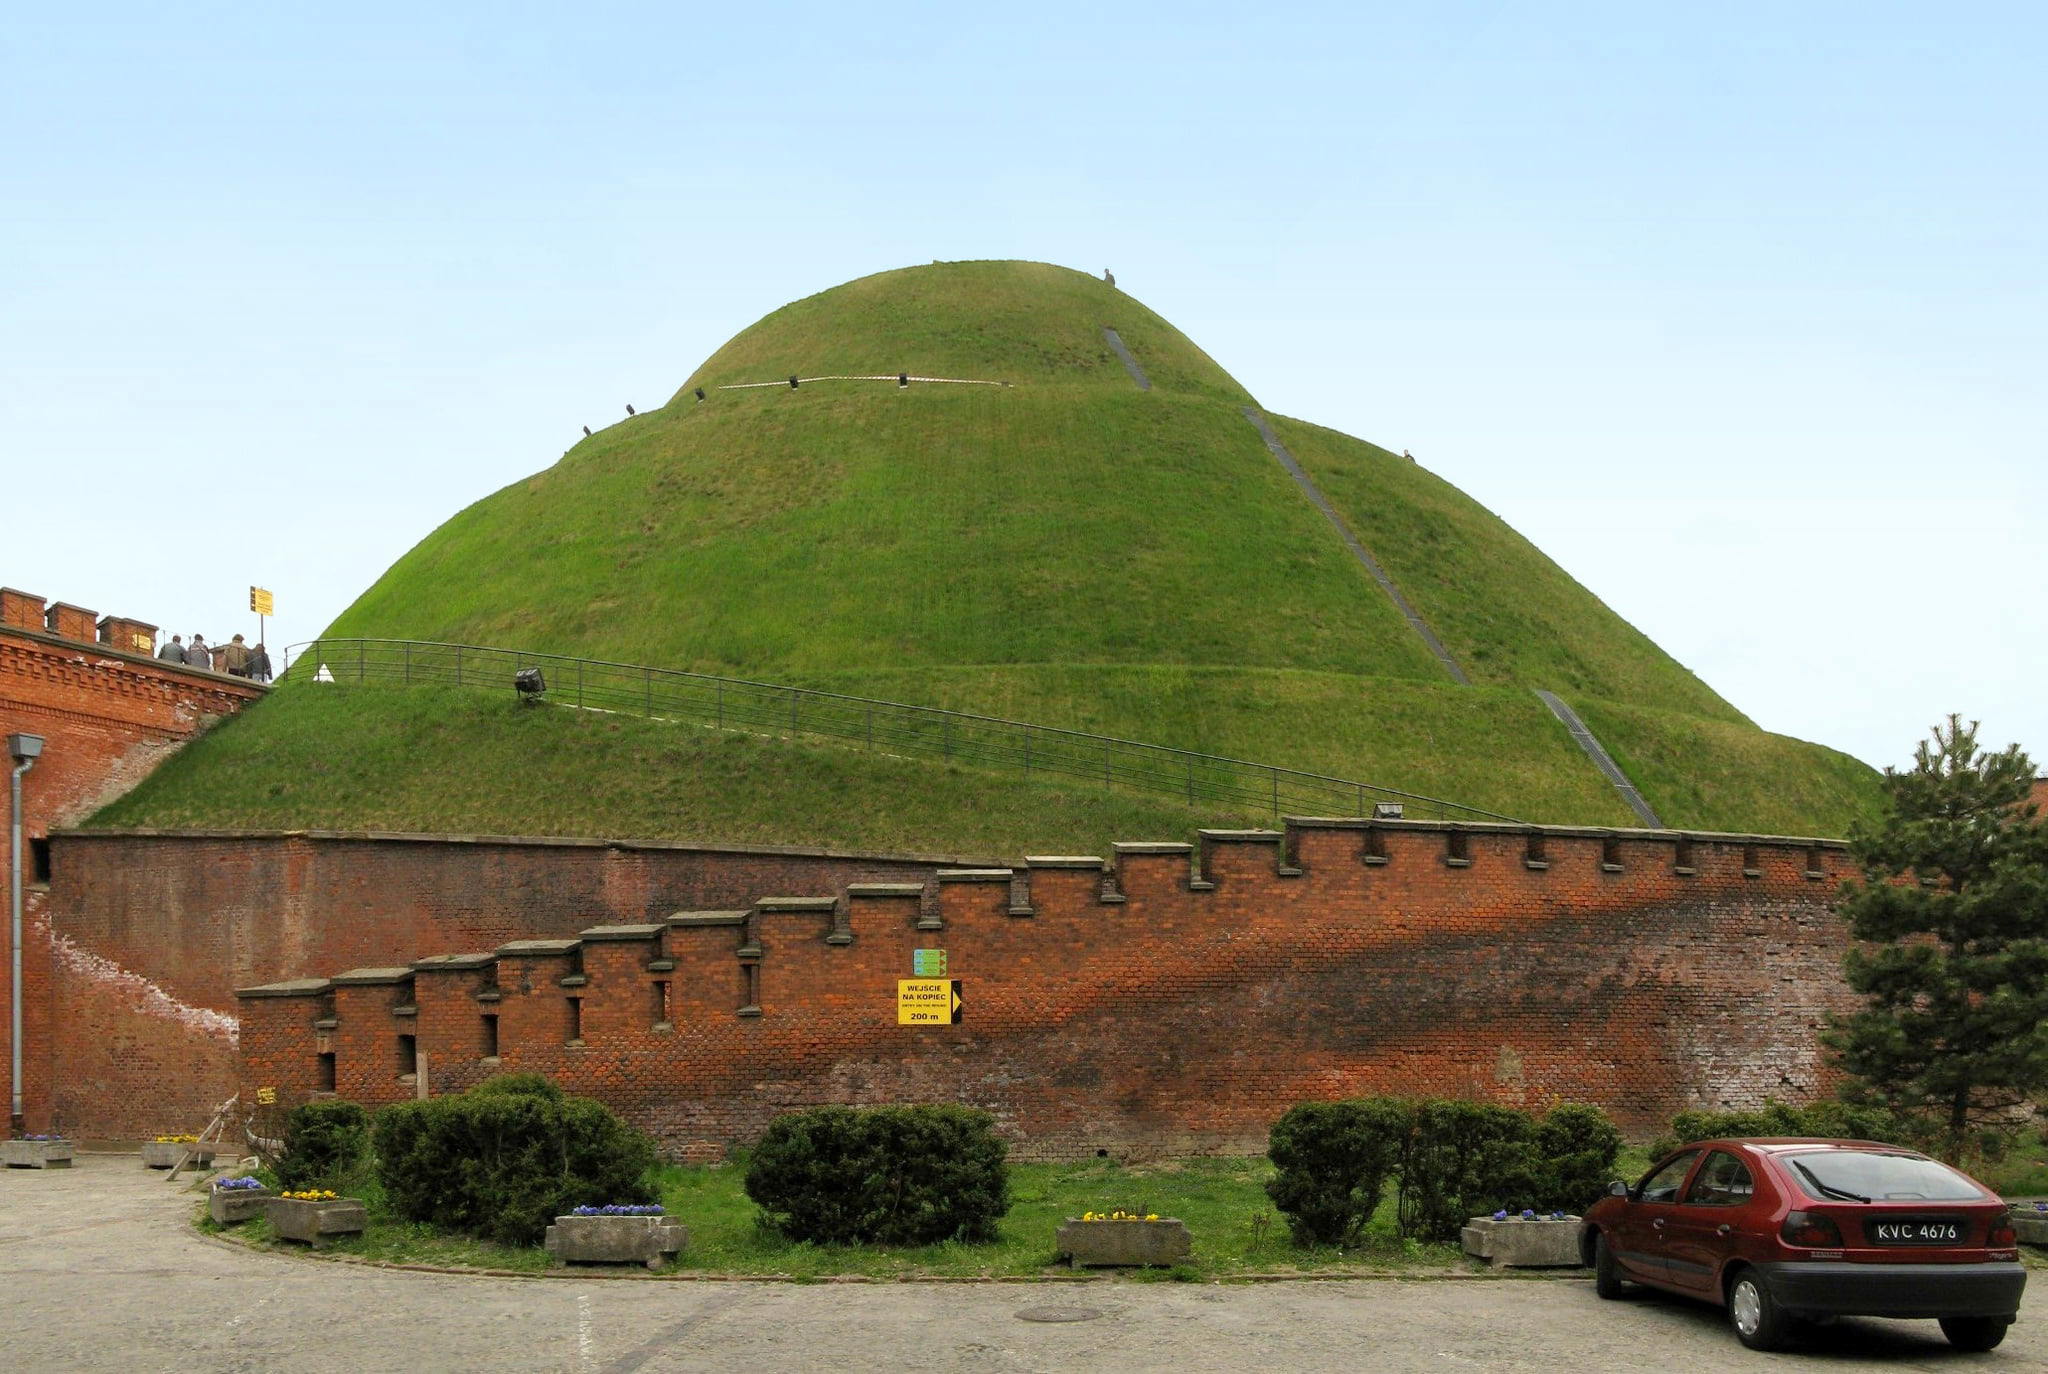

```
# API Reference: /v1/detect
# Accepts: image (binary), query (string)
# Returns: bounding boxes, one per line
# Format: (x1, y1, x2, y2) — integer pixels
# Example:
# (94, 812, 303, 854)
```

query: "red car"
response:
(1579, 1137, 2026, 1352)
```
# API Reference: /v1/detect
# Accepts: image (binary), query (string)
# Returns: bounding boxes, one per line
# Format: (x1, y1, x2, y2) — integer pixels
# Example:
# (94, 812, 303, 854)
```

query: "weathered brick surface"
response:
(43, 829, 947, 1136)
(0, 616, 263, 1130)
(234, 820, 1863, 1160)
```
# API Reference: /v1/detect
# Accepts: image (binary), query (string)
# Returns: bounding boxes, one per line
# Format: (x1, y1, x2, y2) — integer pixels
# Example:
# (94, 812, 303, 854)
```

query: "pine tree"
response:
(1824, 715, 2048, 1155)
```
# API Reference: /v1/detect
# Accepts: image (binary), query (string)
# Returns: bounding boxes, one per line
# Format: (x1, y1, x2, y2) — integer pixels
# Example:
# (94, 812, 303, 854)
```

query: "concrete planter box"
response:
(2, 1139, 73, 1169)
(265, 1197, 368, 1248)
(544, 1215, 689, 1270)
(1055, 1218, 1193, 1268)
(140, 1141, 214, 1169)
(1461, 1216, 1584, 1268)
(209, 1186, 277, 1225)
(2009, 1202, 2048, 1248)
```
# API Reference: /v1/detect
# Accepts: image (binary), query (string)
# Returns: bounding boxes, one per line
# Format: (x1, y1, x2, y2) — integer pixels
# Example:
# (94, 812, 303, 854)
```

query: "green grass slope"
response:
(107, 259, 1880, 843)
(87, 685, 1265, 857)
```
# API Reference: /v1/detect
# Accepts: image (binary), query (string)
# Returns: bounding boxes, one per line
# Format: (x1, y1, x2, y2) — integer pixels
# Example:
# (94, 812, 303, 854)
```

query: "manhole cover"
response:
(1014, 1305, 1105, 1324)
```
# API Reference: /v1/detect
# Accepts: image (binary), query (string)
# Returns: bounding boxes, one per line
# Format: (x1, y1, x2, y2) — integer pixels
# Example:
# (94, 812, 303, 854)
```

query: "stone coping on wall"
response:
(60, 816, 1849, 859)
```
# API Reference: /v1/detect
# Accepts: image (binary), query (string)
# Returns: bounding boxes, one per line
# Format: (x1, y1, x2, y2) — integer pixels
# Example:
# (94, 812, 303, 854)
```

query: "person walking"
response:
(188, 634, 209, 670)
(246, 642, 273, 684)
(222, 634, 251, 677)
(157, 634, 187, 664)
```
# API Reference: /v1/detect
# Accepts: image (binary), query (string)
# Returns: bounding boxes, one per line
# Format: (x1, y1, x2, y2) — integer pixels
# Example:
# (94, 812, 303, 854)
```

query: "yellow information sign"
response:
(249, 586, 275, 616)
(897, 978, 963, 1026)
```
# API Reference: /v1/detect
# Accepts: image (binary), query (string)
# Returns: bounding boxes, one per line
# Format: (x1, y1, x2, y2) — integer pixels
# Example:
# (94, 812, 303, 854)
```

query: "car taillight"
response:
(1988, 1221, 2016, 1248)
(1781, 1211, 1843, 1247)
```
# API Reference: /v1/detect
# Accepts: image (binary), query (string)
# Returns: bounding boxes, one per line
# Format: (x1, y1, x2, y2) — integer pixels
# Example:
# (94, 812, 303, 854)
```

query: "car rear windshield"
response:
(1783, 1150, 1986, 1203)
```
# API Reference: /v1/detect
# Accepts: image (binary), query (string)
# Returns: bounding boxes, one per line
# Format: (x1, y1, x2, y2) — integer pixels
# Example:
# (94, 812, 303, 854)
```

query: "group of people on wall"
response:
(157, 631, 272, 682)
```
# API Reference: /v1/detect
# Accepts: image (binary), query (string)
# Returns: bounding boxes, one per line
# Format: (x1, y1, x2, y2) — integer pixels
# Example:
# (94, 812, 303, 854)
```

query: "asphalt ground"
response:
(1, 1155, 2040, 1372)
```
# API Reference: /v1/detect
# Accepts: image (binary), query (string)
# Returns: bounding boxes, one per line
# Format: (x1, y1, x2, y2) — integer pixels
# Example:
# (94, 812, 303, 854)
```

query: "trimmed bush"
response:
(744, 1105, 1010, 1245)
(1655, 1099, 1907, 1157)
(1529, 1102, 1624, 1213)
(274, 1100, 370, 1191)
(373, 1074, 657, 1247)
(1265, 1098, 1407, 1246)
(1396, 1100, 1536, 1242)
(1264, 1097, 1624, 1245)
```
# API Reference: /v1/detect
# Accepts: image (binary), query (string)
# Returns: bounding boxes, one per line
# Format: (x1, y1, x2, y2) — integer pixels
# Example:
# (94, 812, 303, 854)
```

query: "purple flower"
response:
(1491, 1209, 1508, 1221)
(215, 1176, 265, 1190)
(1519, 1209, 1537, 1220)
(571, 1204, 664, 1216)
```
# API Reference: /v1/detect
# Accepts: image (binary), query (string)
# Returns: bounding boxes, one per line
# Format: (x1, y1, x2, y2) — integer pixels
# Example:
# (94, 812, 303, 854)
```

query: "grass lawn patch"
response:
(205, 1155, 1490, 1280)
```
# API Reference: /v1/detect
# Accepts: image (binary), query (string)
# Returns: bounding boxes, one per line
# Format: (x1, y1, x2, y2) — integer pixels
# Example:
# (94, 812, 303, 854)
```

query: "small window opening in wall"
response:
(29, 837, 51, 885)
(480, 1013, 499, 1058)
(1445, 830, 1470, 866)
(316, 1052, 336, 1092)
(566, 996, 583, 1044)
(1362, 826, 1389, 865)
(652, 980, 671, 1026)
(1524, 830, 1548, 867)
(1600, 836, 1622, 872)
(397, 1033, 418, 1077)
(1743, 844, 1762, 878)
(1674, 836, 1696, 873)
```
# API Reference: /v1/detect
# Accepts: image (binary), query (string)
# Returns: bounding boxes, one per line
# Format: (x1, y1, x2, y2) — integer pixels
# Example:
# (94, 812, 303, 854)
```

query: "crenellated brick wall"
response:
(39, 829, 955, 1136)
(0, 590, 266, 1130)
(235, 820, 1860, 1159)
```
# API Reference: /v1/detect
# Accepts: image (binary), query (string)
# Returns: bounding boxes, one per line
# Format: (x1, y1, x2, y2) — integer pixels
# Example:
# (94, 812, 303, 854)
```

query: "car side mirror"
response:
(1607, 1180, 1630, 1199)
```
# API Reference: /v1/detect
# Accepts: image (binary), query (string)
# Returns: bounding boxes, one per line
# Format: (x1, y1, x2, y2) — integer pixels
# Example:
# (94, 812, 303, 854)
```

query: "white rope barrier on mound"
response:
(716, 374, 1011, 390)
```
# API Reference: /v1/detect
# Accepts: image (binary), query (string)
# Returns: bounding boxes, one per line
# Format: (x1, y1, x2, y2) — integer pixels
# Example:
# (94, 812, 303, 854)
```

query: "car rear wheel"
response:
(1727, 1270, 1791, 1352)
(1592, 1233, 1626, 1299)
(1938, 1316, 2011, 1352)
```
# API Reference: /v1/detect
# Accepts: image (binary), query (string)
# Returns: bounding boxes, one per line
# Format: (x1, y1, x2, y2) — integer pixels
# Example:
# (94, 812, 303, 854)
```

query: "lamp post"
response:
(8, 731, 42, 1131)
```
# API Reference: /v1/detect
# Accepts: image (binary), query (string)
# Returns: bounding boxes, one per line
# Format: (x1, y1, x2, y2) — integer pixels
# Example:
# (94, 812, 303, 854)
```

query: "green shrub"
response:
(1528, 1102, 1624, 1213)
(1265, 1098, 1407, 1246)
(744, 1105, 1010, 1245)
(274, 1100, 371, 1190)
(1654, 1099, 1908, 1157)
(1396, 1100, 1537, 1242)
(373, 1074, 657, 1246)
(1264, 1097, 1624, 1245)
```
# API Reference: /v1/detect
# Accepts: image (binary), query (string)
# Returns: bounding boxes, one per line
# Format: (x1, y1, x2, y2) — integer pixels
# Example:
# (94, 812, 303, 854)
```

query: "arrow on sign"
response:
(950, 980, 963, 1025)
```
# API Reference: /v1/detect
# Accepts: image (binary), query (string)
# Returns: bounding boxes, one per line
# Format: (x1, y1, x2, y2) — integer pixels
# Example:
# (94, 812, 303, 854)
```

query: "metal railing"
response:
(282, 637, 1522, 825)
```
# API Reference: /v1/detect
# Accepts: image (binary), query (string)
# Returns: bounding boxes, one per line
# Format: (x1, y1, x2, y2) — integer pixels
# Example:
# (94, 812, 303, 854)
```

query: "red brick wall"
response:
(0, 616, 264, 1130)
(236, 821, 1863, 1159)
(42, 829, 949, 1136)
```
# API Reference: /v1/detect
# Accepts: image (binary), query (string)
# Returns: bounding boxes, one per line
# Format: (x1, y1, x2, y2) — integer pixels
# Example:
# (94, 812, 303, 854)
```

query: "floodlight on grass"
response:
(1372, 802, 1404, 820)
(514, 668, 547, 700)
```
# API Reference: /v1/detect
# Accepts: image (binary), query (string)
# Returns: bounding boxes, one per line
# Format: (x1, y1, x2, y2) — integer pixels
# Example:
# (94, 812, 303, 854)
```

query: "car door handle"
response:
(1717, 1224, 1732, 1236)
(1651, 1219, 1665, 1229)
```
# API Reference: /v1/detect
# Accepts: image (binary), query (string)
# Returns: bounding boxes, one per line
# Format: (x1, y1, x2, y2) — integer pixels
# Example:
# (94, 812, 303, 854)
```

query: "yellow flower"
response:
(1146, 1214, 1159, 1221)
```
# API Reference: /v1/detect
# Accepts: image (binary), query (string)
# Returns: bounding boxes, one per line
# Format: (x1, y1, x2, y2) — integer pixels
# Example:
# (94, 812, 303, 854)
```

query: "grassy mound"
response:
(111, 260, 1878, 842)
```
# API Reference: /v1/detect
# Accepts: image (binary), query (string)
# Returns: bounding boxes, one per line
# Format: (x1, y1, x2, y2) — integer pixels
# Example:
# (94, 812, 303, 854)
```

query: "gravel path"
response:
(1, 1156, 2037, 1372)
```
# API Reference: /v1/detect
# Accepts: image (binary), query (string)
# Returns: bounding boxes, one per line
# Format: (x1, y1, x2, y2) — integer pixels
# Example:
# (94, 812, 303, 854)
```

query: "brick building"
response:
(0, 587, 265, 1129)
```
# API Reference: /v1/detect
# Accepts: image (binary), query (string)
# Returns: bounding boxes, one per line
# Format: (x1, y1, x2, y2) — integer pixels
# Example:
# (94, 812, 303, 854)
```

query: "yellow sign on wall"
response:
(896, 979, 963, 1026)
(249, 586, 275, 616)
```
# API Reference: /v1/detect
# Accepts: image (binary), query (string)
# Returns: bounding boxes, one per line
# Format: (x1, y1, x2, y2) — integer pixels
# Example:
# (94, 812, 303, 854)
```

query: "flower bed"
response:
(2, 1135, 73, 1169)
(544, 1205, 688, 1269)
(1459, 1210, 1584, 1268)
(208, 1177, 276, 1225)
(266, 1191, 368, 1248)
(1055, 1211, 1192, 1268)
(141, 1136, 215, 1169)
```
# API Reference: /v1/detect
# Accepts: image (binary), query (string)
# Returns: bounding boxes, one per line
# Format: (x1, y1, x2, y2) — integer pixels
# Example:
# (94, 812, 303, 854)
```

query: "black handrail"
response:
(281, 637, 1524, 824)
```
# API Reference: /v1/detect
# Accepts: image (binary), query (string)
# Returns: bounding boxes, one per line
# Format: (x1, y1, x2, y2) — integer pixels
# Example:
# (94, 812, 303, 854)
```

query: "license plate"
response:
(1868, 1217, 1964, 1246)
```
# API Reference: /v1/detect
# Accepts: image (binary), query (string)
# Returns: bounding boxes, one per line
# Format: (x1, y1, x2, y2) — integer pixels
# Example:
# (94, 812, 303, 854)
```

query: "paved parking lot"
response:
(0, 1156, 2040, 1372)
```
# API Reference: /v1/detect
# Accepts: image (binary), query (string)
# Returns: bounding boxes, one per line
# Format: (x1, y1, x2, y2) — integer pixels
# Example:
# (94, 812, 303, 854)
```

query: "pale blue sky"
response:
(6, 3, 2041, 773)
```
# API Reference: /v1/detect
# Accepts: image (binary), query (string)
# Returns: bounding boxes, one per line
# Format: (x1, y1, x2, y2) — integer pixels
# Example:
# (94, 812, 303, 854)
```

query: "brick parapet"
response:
(0, 616, 266, 1131)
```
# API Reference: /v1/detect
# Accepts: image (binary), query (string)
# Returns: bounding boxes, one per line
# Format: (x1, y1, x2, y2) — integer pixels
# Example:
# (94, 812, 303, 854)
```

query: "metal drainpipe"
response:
(10, 754, 32, 1130)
